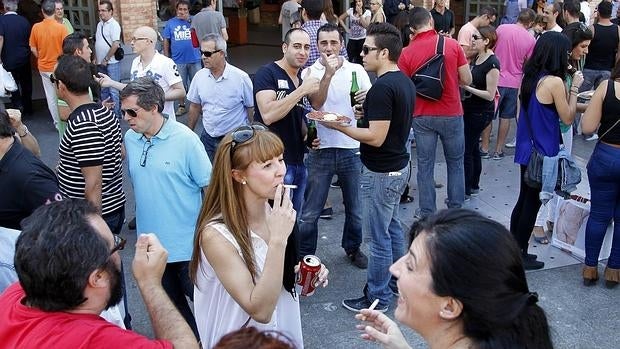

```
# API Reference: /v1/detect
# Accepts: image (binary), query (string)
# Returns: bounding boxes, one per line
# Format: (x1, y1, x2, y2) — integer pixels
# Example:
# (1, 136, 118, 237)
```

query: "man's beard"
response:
(104, 261, 124, 310)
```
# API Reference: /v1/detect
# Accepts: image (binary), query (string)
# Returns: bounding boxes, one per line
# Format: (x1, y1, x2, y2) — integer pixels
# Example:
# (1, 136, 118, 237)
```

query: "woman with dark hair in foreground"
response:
(356, 209, 553, 349)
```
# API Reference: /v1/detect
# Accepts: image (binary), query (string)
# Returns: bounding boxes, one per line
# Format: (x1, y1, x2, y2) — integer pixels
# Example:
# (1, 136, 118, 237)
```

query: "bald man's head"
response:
(133, 26, 158, 42)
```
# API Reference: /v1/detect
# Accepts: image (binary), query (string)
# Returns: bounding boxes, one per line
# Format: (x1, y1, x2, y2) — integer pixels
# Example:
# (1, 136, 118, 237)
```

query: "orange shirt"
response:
(29, 18, 68, 72)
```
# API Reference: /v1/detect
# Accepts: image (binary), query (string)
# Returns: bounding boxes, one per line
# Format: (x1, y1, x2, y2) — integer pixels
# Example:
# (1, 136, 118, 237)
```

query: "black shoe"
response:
(522, 258, 544, 270)
(342, 295, 388, 313)
(330, 179, 341, 188)
(523, 253, 538, 261)
(400, 194, 414, 204)
(319, 207, 333, 219)
(127, 217, 136, 230)
(347, 249, 368, 269)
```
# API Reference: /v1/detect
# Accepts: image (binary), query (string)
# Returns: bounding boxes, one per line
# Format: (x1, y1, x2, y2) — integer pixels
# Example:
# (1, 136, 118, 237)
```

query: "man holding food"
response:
(298, 23, 371, 269)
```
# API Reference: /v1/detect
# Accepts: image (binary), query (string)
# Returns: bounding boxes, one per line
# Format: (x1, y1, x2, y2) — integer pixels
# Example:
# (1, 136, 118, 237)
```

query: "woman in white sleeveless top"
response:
(189, 125, 329, 348)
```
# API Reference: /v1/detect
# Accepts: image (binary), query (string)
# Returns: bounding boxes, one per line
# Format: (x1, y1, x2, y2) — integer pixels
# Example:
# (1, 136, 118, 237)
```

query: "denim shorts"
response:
(495, 87, 518, 119)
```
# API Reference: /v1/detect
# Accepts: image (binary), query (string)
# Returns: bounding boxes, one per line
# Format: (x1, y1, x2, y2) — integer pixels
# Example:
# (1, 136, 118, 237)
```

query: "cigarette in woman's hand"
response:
(368, 299, 380, 311)
(282, 184, 298, 189)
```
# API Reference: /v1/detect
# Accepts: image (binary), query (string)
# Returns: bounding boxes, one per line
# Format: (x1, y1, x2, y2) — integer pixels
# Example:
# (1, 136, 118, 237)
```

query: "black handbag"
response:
(99, 26, 124, 61)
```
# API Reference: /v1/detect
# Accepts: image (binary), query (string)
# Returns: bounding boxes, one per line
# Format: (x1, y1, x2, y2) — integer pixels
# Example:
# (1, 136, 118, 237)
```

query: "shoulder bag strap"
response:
(99, 23, 112, 48)
(437, 34, 444, 55)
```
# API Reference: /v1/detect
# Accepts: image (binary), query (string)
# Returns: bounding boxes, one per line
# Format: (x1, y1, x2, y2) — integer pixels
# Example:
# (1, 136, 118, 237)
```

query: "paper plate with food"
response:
(307, 111, 352, 124)
(577, 90, 595, 100)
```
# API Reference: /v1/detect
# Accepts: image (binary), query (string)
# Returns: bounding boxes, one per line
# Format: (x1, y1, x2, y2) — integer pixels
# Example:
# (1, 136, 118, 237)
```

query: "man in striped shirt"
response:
(55, 55, 126, 235)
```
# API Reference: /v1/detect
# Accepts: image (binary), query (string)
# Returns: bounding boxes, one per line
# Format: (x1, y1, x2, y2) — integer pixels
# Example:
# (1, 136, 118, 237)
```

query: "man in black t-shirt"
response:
(0, 111, 62, 230)
(431, 0, 455, 37)
(253, 28, 320, 213)
(326, 22, 415, 313)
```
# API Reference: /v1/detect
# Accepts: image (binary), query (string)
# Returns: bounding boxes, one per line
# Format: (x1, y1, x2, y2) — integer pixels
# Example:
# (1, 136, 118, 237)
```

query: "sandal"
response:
(532, 226, 549, 244)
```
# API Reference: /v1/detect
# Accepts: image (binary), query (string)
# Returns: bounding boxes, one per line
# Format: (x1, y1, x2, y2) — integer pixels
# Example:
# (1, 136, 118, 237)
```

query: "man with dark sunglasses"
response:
(325, 22, 415, 313)
(0, 199, 199, 348)
(186, 33, 253, 162)
(121, 77, 211, 340)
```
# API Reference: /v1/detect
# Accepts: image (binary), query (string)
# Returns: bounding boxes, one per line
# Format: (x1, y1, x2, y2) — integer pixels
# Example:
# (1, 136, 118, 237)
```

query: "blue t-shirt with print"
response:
(162, 17, 200, 64)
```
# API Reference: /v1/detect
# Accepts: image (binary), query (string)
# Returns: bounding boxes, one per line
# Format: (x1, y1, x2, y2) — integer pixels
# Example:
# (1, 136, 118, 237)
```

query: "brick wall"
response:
(115, 0, 158, 42)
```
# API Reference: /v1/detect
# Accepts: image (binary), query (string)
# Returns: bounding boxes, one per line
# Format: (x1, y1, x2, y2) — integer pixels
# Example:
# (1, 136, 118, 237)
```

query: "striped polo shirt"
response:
(57, 103, 125, 216)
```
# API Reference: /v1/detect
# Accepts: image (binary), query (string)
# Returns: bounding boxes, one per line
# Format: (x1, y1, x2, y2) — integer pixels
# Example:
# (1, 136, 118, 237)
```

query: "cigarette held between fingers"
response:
(282, 184, 297, 189)
(368, 299, 380, 311)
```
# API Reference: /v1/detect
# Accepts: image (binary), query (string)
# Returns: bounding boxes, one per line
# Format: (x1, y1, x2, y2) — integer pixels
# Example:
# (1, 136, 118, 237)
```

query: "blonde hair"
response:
(371, 0, 386, 23)
(190, 129, 284, 284)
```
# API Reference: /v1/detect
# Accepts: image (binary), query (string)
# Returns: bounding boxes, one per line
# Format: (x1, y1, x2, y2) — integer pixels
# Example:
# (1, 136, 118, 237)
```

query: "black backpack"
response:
(411, 35, 445, 101)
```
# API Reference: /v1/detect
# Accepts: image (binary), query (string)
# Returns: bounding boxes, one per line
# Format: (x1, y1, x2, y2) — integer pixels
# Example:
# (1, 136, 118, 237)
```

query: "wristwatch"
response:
(18, 125, 29, 137)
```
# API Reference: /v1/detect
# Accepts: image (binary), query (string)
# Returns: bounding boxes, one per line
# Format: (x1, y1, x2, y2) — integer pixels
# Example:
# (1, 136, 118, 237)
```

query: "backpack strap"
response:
(436, 35, 444, 55)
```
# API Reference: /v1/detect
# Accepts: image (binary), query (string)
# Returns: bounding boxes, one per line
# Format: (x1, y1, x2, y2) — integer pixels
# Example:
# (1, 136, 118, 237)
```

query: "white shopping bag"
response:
(551, 197, 613, 261)
(0, 64, 17, 93)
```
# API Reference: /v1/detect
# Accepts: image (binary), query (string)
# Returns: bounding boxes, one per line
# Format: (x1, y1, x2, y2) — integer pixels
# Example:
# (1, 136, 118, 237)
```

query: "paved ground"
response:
(17, 24, 619, 349)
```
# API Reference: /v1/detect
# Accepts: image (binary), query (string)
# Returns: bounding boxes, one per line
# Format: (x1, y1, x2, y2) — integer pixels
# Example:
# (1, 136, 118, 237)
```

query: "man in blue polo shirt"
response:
(121, 77, 211, 340)
(186, 33, 253, 162)
(162, 0, 201, 117)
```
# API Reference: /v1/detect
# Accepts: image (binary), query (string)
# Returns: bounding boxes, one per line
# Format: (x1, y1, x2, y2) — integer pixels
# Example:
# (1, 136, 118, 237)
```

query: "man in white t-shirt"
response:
(95, 0, 122, 118)
(543, 3, 563, 33)
(98, 26, 185, 121)
(298, 24, 371, 269)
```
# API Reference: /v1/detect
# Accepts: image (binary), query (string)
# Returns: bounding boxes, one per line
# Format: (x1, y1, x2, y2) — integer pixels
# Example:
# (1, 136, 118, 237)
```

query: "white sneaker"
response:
(586, 134, 599, 141)
(505, 139, 516, 148)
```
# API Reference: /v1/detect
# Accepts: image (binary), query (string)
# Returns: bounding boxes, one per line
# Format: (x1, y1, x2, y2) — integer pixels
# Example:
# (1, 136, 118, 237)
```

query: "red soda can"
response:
(297, 255, 321, 296)
(190, 28, 199, 48)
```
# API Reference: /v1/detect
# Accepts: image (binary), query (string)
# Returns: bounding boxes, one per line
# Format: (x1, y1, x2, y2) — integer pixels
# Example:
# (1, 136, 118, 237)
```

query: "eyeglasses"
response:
(370, 2, 379, 5)
(121, 107, 142, 118)
(362, 46, 380, 55)
(140, 138, 154, 167)
(49, 73, 59, 85)
(472, 34, 484, 41)
(201, 49, 222, 58)
(230, 123, 268, 159)
(131, 37, 151, 43)
(110, 234, 126, 255)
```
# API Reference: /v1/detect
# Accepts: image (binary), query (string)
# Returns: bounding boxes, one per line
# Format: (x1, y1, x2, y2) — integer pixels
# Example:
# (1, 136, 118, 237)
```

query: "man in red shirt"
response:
(0, 200, 198, 349)
(398, 9, 471, 219)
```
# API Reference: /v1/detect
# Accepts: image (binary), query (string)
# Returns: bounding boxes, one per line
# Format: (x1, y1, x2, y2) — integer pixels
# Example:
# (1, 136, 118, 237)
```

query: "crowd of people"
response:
(0, 0, 619, 348)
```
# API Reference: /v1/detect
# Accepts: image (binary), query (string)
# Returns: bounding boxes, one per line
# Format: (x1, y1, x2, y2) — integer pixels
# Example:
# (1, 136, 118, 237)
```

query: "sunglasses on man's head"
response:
(229, 123, 269, 159)
(201, 49, 222, 58)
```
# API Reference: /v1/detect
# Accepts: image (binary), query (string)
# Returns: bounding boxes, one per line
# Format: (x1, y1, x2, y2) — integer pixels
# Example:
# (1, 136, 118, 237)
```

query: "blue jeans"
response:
(200, 130, 224, 163)
(298, 148, 362, 256)
(412, 116, 465, 216)
(161, 261, 199, 339)
(284, 162, 307, 214)
(585, 142, 620, 268)
(362, 165, 408, 306)
(177, 62, 201, 92)
(580, 68, 611, 93)
(98, 63, 121, 118)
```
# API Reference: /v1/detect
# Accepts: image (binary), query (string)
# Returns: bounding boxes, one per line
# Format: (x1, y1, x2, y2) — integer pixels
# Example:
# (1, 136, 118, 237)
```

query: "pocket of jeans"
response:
(383, 176, 406, 202)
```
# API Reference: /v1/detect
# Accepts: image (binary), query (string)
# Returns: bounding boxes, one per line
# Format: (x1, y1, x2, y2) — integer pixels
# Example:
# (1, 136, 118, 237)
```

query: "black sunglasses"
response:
(50, 74, 59, 85)
(201, 49, 222, 58)
(121, 107, 142, 118)
(472, 34, 484, 41)
(110, 234, 126, 255)
(140, 138, 154, 167)
(230, 123, 268, 159)
(362, 46, 379, 55)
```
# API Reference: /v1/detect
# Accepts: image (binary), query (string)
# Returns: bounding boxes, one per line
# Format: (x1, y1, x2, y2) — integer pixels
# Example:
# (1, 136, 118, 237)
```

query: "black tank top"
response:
(584, 23, 619, 71)
(601, 80, 620, 145)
